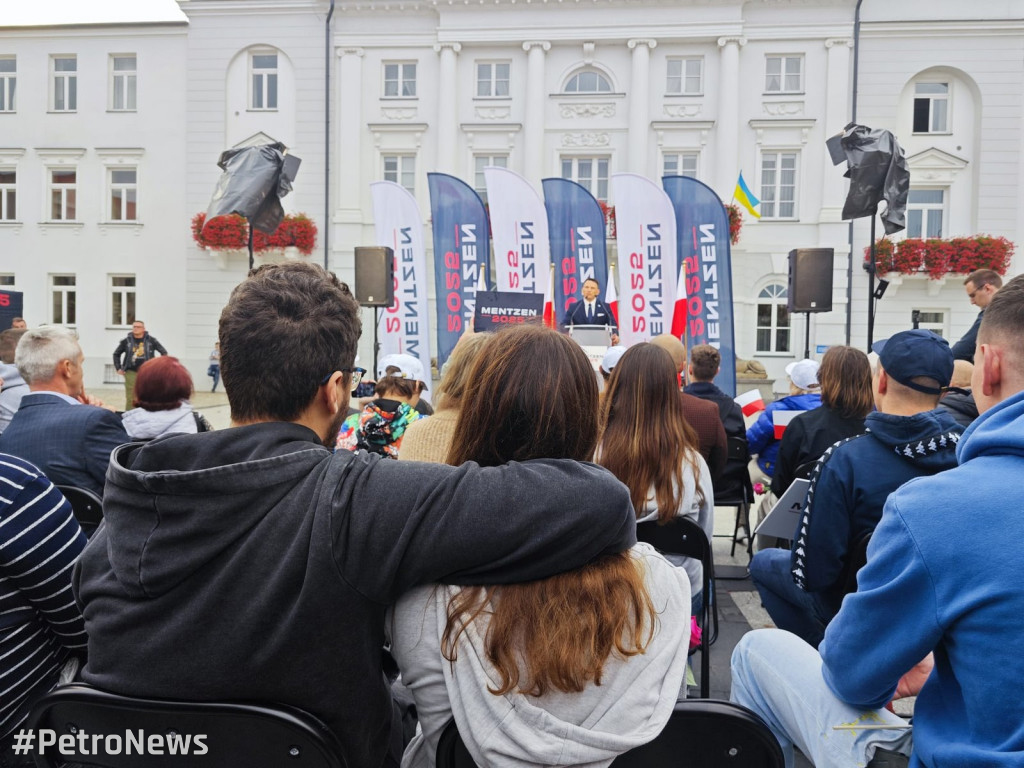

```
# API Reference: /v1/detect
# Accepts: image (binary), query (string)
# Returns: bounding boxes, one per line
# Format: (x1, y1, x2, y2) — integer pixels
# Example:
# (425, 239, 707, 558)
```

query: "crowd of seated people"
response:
(1, 264, 1023, 768)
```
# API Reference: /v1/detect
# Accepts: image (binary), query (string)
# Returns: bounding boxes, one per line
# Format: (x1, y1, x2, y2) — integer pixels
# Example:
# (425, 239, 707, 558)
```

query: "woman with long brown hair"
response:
(388, 325, 691, 768)
(597, 343, 714, 612)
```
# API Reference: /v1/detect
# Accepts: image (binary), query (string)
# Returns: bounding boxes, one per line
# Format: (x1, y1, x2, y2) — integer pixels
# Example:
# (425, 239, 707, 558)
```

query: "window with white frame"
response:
(383, 62, 416, 98)
(0, 57, 15, 112)
(666, 57, 702, 95)
(109, 275, 136, 327)
(563, 69, 612, 94)
(50, 274, 76, 325)
(250, 52, 278, 110)
(383, 155, 415, 195)
(760, 152, 797, 219)
(0, 275, 14, 288)
(474, 154, 508, 202)
(663, 152, 698, 179)
(756, 283, 791, 353)
(48, 168, 77, 221)
(906, 189, 944, 239)
(0, 169, 14, 220)
(108, 168, 138, 221)
(765, 55, 803, 94)
(51, 55, 77, 111)
(913, 310, 947, 338)
(561, 156, 610, 201)
(109, 55, 137, 111)
(476, 61, 510, 98)
(912, 82, 948, 134)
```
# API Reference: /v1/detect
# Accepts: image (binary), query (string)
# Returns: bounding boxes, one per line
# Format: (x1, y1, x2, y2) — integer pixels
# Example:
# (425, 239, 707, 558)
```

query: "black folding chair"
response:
(436, 699, 784, 768)
(715, 436, 755, 560)
(55, 485, 103, 537)
(28, 683, 346, 768)
(637, 517, 716, 698)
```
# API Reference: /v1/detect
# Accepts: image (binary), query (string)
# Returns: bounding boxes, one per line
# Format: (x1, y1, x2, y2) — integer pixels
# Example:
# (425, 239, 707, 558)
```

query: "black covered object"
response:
(205, 143, 301, 234)
(826, 122, 909, 235)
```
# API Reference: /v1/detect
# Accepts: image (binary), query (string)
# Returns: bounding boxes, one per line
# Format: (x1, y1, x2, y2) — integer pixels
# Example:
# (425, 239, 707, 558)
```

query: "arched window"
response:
(756, 283, 790, 353)
(564, 69, 612, 94)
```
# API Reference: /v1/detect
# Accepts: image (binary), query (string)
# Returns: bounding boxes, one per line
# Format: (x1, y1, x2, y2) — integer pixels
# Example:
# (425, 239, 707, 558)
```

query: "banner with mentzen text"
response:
(427, 173, 491, 370)
(371, 181, 432, 399)
(610, 174, 677, 347)
(485, 166, 550, 295)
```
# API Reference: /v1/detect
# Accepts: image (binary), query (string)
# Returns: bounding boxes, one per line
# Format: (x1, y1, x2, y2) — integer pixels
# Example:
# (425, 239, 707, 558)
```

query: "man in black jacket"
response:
(75, 263, 635, 768)
(112, 320, 167, 409)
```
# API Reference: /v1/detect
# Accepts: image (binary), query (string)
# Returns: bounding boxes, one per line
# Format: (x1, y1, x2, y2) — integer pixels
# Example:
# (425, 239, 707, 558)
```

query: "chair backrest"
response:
(793, 459, 818, 481)
(717, 436, 754, 504)
(636, 517, 715, 697)
(841, 529, 873, 597)
(436, 700, 785, 768)
(28, 684, 346, 768)
(55, 484, 103, 535)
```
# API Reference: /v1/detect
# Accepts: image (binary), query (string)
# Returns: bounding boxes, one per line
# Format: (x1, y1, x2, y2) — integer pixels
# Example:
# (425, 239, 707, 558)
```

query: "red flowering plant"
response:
(191, 212, 318, 255)
(725, 203, 742, 245)
(191, 212, 248, 250)
(598, 201, 617, 239)
(868, 235, 1014, 279)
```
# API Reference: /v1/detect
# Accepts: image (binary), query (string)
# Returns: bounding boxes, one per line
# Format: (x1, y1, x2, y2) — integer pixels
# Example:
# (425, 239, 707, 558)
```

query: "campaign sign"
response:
(473, 290, 545, 332)
(0, 290, 24, 329)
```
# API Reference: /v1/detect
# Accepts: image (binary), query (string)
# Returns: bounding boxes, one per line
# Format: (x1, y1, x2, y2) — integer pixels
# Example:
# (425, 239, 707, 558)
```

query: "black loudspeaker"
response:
(354, 246, 395, 306)
(787, 248, 834, 313)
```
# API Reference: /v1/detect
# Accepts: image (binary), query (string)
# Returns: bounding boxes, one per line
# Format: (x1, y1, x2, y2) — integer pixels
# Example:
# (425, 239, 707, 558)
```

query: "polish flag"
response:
(670, 261, 687, 339)
(735, 389, 765, 417)
(773, 410, 807, 439)
(543, 266, 556, 329)
(605, 265, 619, 326)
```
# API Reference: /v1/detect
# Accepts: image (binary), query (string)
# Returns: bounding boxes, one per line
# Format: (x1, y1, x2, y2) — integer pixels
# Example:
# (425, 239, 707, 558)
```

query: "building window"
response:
(666, 57, 702, 95)
(765, 55, 802, 94)
(108, 168, 138, 221)
(249, 52, 278, 110)
(50, 275, 76, 326)
(0, 275, 14, 288)
(756, 283, 790, 353)
(383, 62, 416, 98)
(913, 310, 947, 338)
(383, 155, 415, 195)
(0, 57, 15, 112)
(663, 152, 698, 179)
(109, 275, 136, 327)
(907, 189, 944, 239)
(561, 156, 609, 202)
(476, 61, 510, 98)
(0, 169, 14, 220)
(760, 152, 797, 219)
(109, 55, 137, 111)
(564, 69, 612, 94)
(913, 82, 948, 134)
(48, 169, 77, 221)
(474, 155, 508, 202)
(51, 55, 77, 112)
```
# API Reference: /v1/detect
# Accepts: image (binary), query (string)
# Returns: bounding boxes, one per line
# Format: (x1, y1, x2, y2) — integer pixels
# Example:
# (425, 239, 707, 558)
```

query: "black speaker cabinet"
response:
(787, 248, 834, 313)
(354, 246, 395, 306)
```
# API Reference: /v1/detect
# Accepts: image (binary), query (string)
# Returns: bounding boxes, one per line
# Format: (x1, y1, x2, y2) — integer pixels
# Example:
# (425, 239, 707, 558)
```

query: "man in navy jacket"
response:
(563, 278, 618, 343)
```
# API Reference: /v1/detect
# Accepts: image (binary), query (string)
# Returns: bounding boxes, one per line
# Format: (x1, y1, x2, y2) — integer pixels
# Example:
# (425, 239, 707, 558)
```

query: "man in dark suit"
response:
(563, 278, 619, 344)
(0, 327, 128, 496)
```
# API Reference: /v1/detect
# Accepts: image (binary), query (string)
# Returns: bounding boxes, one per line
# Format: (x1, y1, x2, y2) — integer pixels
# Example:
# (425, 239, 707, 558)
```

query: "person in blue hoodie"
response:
(746, 358, 822, 479)
(750, 330, 963, 648)
(731, 275, 1024, 768)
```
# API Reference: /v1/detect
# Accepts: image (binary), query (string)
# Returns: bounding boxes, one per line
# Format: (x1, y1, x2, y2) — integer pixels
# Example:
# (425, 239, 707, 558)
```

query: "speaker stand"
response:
(372, 306, 380, 382)
(803, 312, 812, 360)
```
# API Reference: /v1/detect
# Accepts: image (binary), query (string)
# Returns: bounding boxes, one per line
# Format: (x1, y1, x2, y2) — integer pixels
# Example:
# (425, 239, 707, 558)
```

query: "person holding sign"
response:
(562, 278, 619, 344)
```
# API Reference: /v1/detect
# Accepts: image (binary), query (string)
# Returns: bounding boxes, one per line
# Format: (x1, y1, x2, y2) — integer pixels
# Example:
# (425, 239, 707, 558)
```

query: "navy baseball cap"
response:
(871, 329, 954, 395)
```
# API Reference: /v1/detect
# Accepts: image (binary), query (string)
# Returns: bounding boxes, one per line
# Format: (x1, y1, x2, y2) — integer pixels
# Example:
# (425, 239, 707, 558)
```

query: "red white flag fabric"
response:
(484, 166, 550, 296)
(735, 389, 766, 417)
(670, 261, 687, 340)
(773, 409, 807, 439)
(605, 264, 619, 325)
(543, 265, 556, 328)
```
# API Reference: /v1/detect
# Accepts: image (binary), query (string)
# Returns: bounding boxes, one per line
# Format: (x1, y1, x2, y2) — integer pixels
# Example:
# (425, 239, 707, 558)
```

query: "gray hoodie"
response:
(0, 362, 27, 433)
(389, 543, 691, 768)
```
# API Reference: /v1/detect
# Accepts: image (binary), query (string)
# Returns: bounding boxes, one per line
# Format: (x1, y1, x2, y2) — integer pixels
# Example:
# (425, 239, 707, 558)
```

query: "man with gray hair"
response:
(0, 328, 127, 496)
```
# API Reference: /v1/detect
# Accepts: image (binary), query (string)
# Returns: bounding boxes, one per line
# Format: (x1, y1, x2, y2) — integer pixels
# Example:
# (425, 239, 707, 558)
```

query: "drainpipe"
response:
(324, 0, 335, 270)
(845, 0, 864, 344)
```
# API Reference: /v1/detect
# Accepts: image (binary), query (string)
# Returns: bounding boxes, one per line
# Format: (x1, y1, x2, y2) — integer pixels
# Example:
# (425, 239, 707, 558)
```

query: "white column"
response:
(627, 39, 656, 174)
(337, 47, 364, 223)
(434, 42, 461, 174)
(522, 40, 551, 187)
(716, 36, 746, 198)
(821, 38, 853, 221)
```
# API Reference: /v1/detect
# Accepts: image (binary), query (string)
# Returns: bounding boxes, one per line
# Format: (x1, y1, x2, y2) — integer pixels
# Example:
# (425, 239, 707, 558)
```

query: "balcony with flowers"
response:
(865, 235, 1014, 295)
(191, 212, 318, 267)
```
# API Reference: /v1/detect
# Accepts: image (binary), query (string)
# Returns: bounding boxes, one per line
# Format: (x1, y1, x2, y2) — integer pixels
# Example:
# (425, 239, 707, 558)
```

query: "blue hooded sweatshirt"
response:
(820, 390, 1024, 767)
(746, 392, 822, 475)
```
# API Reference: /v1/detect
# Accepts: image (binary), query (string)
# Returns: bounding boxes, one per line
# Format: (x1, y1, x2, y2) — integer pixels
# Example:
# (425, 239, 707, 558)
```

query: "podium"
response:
(565, 324, 613, 372)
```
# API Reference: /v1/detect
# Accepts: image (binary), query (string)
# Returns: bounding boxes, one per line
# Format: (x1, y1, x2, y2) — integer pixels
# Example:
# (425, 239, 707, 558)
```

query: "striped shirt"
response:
(0, 454, 87, 741)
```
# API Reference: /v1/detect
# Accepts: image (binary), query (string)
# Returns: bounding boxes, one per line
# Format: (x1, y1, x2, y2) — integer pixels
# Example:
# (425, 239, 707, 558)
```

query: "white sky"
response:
(1, 0, 189, 27)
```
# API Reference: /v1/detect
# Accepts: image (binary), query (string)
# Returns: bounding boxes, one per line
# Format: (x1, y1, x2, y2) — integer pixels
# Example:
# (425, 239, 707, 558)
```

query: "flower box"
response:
(191, 212, 318, 256)
(866, 235, 1014, 279)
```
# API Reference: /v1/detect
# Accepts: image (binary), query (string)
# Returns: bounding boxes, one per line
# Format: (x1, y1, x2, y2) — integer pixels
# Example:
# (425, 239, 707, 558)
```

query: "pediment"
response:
(907, 147, 969, 171)
(233, 132, 279, 149)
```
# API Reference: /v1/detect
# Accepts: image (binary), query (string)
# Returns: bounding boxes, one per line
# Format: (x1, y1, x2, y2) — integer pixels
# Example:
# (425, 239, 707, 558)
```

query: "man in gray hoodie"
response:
(0, 328, 27, 433)
(74, 263, 637, 768)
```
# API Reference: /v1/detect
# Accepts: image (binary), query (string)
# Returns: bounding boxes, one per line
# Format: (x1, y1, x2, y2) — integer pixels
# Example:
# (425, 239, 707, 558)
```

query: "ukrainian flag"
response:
(734, 172, 761, 219)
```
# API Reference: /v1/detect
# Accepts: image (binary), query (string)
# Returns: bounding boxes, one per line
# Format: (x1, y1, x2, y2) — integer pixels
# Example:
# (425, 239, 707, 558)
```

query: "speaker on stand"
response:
(354, 246, 396, 380)
(787, 248, 835, 359)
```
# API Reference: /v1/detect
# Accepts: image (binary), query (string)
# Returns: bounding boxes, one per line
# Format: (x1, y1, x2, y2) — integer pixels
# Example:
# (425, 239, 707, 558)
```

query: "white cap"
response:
(785, 359, 820, 391)
(601, 345, 626, 373)
(377, 353, 428, 388)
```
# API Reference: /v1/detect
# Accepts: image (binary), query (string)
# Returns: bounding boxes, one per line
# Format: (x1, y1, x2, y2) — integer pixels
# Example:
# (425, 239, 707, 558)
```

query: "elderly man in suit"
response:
(0, 327, 128, 496)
